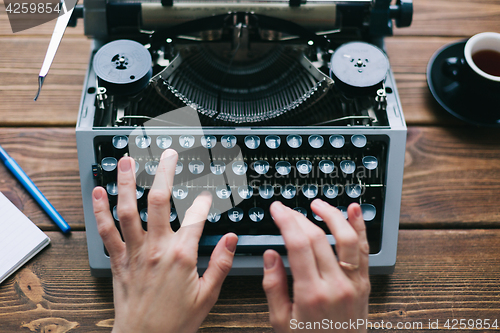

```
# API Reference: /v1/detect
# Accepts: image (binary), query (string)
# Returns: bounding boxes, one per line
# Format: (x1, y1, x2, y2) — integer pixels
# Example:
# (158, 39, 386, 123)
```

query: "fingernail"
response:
(119, 157, 131, 172)
(161, 149, 176, 160)
(93, 188, 102, 200)
(226, 236, 237, 253)
(264, 253, 277, 270)
(314, 198, 328, 207)
(271, 201, 285, 213)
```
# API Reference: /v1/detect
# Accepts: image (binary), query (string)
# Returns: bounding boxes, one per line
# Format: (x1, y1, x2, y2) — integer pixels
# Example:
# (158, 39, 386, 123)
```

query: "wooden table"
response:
(1, 1, 500, 331)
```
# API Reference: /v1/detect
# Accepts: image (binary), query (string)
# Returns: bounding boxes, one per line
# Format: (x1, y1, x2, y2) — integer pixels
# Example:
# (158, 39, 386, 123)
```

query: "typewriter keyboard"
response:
(94, 133, 387, 254)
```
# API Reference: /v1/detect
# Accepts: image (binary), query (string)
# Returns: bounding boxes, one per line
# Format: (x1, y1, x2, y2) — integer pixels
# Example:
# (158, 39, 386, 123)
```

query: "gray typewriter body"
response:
(75, 0, 412, 276)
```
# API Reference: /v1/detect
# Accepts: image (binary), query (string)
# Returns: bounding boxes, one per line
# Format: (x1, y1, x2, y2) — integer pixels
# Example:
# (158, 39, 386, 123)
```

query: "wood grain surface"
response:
(0, 230, 499, 332)
(1, 0, 500, 332)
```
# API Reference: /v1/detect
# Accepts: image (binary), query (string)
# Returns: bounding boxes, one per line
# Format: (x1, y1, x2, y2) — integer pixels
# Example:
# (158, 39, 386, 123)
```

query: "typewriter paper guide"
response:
(77, 0, 409, 276)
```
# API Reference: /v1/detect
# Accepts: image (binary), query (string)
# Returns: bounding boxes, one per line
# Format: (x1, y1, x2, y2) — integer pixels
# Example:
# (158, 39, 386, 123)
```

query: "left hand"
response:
(92, 149, 238, 333)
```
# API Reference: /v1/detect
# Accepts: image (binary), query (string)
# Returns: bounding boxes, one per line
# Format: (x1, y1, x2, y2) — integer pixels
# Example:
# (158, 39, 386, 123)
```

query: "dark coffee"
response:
(472, 50, 500, 77)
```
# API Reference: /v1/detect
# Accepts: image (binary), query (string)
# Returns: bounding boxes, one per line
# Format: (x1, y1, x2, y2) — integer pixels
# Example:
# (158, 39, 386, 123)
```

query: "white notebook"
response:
(0, 192, 50, 284)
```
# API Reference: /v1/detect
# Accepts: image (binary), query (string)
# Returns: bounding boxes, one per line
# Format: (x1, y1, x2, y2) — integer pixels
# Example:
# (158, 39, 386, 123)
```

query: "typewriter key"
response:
(201, 135, 217, 149)
(238, 185, 253, 199)
(216, 185, 232, 199)
(140, 208, 148, 222)
(244, 135, 260, 149)
(308, 135, 324, 148)
(145, 161, 159, 175)
(232, 161, 247, 175)
(106, 182, 118, 196)
(302, 184, 318, 199)
(249, 207, 265, 222)
(135, 135, 151, 149)
(312, 212, 323, 222)
(276, 161, 292, 176)
(286, 135, 302, 148)
(112, 206, 119, 221)
(259, 185, 274, 199)
(179, 135, 195, 148)
(362, 156, 378, 170)
(172, 185, 188, 200)
(346, 184, 362, 198)
(156, 135, 172, 149)
(322, 184, 338, 199)
(265, 135, 281, 149)
(170, 208, 177, 222)
(207, 208, 221, 223)
(340, 160, 356, 174)
(228, 208, 244, 222)
(351, 135, 367, 148)
(254, 161, 270, 175)
(136, 186, 145, 200)
(210, 161, 226, 175)
(189, 160, 205, 174)
(293, 207, 307, 217)
(296, 160, 312, 174)
(221, 135, 237, 149)
(101, 157, 117, 172)
(175, 161, 183, 175)
(112, 136, 128, 149)
(329, 135, 345, 148)
(319, 160, 334, 174)
(281, 184, 296, 199)
(360, 204, 376, 221)
(337, 206, 348, 219)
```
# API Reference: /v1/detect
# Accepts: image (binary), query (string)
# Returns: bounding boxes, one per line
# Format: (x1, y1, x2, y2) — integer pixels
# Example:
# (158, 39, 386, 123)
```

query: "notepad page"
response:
(0, 192, 50, 284)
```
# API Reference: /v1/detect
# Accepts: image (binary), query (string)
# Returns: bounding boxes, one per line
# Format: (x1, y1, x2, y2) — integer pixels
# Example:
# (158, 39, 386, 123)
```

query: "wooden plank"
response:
(0, 230, 499, 332)
(0, 36, 474, 127)
(0, 127, 499, 229)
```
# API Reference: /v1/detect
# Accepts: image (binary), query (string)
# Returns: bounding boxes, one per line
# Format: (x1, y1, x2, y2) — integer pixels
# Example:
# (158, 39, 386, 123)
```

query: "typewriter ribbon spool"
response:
(330, 42, 389, 96)
(93, 39, 153, 96)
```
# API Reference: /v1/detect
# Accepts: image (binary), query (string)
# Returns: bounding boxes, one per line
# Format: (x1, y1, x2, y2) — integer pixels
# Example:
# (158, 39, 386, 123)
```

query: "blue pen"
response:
(0, 144, 71, 234)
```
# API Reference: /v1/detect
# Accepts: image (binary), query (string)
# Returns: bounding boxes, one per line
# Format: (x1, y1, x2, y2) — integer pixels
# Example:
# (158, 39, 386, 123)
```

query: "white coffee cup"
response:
(464, 32, 500, 82)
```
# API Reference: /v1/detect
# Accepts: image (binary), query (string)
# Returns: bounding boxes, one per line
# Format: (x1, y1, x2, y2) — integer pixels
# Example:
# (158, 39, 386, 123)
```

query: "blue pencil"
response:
(0, 144, 71, 234)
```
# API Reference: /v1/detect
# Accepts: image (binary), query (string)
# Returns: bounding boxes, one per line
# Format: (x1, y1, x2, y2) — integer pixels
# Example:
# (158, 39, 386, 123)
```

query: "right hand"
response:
(263, 200, 370, 332)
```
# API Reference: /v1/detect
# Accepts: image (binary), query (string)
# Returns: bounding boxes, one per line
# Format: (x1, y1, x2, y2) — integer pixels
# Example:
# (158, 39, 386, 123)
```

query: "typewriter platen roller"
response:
(75, 0, 412, 276)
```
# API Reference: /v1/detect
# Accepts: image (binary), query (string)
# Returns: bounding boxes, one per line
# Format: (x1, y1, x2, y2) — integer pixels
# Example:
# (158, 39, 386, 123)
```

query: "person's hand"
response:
(263, 200, 370, 332)
(92, 149, 239, 333)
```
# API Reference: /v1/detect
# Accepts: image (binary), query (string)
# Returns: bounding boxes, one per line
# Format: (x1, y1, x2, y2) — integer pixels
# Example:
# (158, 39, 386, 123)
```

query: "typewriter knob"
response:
(391, 0, 413, 28)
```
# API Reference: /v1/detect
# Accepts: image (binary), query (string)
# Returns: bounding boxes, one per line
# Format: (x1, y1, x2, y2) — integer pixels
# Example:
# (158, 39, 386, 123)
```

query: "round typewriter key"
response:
(259, 185, 274, 199)
(140, 208, 148, 222)
(351, 134, 367, 148)
(210, 161, 226, 175)
(360, 203, 376, 221)
(179, 135, 195, 148)
(329, 135, 345, 148)
(308, 135, 324, 148)
(296, 160, 312, 174)
(312, 212, 323, 222)
(221, 135, 237, 149)
(175, 161, 183, 175)
(228, 208, 244, 222)
(346, 184, 362, 198)
(135, 135, 151, 149)
(238, 185, 253, 199)
(362, 156, 378, 170)
(244, 135, 260, 149)
(293, 207, 307, 217)
(101, 157, 117, 172)
(265, 135, 281, 149)
(216, 185, 232, 199)
(275, 161, 291, 176)
(253, 160, 270, 175)
(112, 206, 119, 221)
(145, 161, 159, 175)
(156, 135, 172, 149)
(170, 207, 177, 222)
(207, 208, 222, 223)
(281, 184, 296, 199)
(106, 182, 118, 196)
(231, 161, 247, 175)
(319, 160, 335, 174)
(189, 160, 205, 174)
(286, 134, 302, 148)
(112, 135, 128, 149)
(302, 184, 318, 199)
(136, 186, 145, 200)
(201, 135, 217, 149)
(249, 207, 265, 222)
(172, 185, 188, 200)
(340, 160, 356, 174)
(134, 160, 139, 174)
(322, 184, 338, 199)
(337, 206, 348, 219)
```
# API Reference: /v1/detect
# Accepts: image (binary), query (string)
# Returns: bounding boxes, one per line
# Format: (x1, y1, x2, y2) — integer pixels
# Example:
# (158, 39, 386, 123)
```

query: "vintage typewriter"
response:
(72, 0, 413, 276)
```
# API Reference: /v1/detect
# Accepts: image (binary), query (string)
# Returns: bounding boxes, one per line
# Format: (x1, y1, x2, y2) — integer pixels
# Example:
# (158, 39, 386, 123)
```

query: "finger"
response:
(270, 201, 319, 281)
(262, 250, 292, 333)
(92, 187, 125, 258)
(147, 149, 178, 241)
(297, 200, 340, 277)
(176, 191, 212, 252)
(347, 203, 370, 277)
(116, 157, 145, 251)
(199, 233, 238, 306)
(313, 199, 360, 275)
